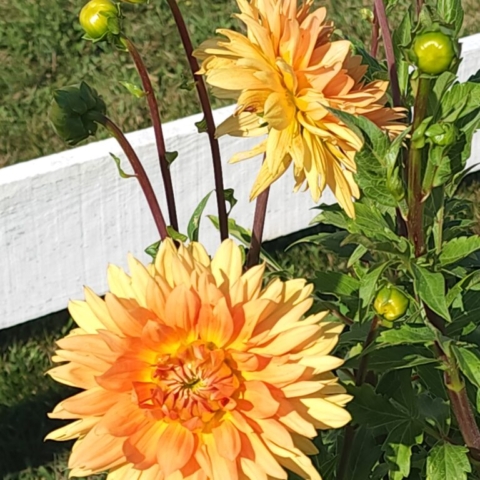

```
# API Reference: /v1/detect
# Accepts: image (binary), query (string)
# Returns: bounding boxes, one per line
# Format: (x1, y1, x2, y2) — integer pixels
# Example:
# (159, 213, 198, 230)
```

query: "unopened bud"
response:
(373, 285, 409, 321)
(79, 0, 120, 41)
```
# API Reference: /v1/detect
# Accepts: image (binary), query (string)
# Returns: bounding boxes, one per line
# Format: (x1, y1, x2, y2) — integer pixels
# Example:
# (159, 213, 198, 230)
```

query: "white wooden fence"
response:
(2, 33, 480, 330)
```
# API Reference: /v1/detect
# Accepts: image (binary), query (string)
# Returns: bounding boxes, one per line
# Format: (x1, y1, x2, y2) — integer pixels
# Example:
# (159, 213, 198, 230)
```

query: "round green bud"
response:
(373, 285, 409, 321)
(413, 31, 456, 75)
(50, 82, 107, 146)
(79, 0, 120, 41)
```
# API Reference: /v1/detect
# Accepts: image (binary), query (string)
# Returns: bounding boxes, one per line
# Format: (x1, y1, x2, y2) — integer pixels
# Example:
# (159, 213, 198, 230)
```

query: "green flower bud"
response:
(79, 0, 120, 41)
(373, 285, 409, 321)
(49, 82, 107, 146)
(425, 122, 457, 147)
(413, 31, 456, 75)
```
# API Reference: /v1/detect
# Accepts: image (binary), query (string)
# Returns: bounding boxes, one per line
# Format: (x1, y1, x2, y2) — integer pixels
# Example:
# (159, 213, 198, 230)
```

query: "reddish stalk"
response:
(246, 188, 270, 269)
(95, 114, 168, 240)
(122, 37, 178, 231)
(370, 7, 380, 58)
(166, 0, 229, 241)
(374, 0, 402, 107)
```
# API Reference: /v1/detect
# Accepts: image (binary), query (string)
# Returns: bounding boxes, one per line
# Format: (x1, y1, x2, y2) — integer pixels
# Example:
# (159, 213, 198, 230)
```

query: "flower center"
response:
(134, 342, 239, 430)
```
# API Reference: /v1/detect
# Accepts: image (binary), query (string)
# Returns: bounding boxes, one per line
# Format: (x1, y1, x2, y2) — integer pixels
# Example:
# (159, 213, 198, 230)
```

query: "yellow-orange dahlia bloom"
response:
(47, 239, 350, 480)
(195, 0, 405, 217)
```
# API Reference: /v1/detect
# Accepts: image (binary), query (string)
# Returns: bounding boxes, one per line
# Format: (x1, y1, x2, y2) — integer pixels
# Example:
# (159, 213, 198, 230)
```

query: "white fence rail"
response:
(2, 33, 480, 330)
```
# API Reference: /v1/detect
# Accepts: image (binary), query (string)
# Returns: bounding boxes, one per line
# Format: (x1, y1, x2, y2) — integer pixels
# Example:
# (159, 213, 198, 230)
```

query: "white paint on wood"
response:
(1, 34, 480, 330)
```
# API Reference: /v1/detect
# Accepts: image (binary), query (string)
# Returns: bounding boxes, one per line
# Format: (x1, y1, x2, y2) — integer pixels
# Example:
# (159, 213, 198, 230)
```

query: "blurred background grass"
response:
(1, 0, 480, 478)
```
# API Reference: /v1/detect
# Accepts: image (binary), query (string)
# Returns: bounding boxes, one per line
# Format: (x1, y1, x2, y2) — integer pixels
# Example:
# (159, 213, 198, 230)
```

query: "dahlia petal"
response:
(84, 287, 123, 335)
(69, 431, 126, 476)
(45, 416, 99, 441)
(95, 397, 148, 437)
(107, 264, 135, 299)
(49, 387, 122, 419)
(229, 140, 267, 164)
(105, 294, 146, 337)
(128, 254, 152, 307)
(154, 238, 178, 286)
(47, 362, 98, 389)
(229, 263, 266, 306)
(300, 397, 352, 428)
(212, 420, 241, 461)
(164, 285, 200, 332)
(240, 380, 279, 419)
(211, 239, 243, 288)
(203, 434, 239, 480)
(254, 418, 295, 449)
(157, 422, 195, 476)
(68, 300, 105, 334)
(124, 421, 167, 470)
(198, 299, 234, 348)
(96, 358, 151, 392)
(56, 332, 118, 363)
(299, 354, 344, 373)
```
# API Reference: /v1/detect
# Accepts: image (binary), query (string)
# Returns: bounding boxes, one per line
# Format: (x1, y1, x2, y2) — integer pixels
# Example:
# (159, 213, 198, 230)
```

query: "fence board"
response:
(1, 33, 480, 329)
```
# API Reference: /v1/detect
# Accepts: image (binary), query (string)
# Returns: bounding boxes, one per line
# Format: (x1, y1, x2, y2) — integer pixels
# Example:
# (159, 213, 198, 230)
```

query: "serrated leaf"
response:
(343, 426, 382, 480)
(119, 81, 145, 98)
(352, 345, 437, 372)
(165, 151, 178, 165)
(439, 236, 480, 266)
(451, 345, 480, 389)
(187, 191, 213, 242)
(145, 240, 161, 260)
(412, 264, 451, 321)
(426, 443, 471, 480)
(223, 188, 237, 215)
(195, 117, 208, 133)
(110, 153, 136, 179)
(378, 325, 436, 346)
(166, 226, 187, 242)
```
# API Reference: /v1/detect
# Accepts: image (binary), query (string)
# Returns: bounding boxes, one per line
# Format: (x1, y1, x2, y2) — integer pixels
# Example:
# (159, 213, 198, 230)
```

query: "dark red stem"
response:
(370, 8, 380, 58)
(166, 0, 229, 241)
(374, 0, 402, 107)
(100, 115, 168, 240)
(246, 188, 270, 269)
(123, 37, 178, 231)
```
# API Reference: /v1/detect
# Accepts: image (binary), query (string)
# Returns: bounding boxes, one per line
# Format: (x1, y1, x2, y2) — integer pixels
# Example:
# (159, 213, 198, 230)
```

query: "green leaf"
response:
(109, 153, 136, 179)
(348, 384, 409, 428)
(412, 264, 451, 321)
(187, 191, 213, 242)
(165, 151, 178, 165)
(426, 443, 471, 480)
(314, 272, 360, 298)
(439, 236, 480, 266)
(347, 244, 368, 267)
(359, 263, 389, 310)
(451, 345, 480, 389)
(145, 240, 160, 260)
(223, 188, 237, 215)
(418, 395, 450, 435)
(119, 81, 145, 98)
(166, 226, 187, 243)
(195, 117, 208, 133)
(378, 325, 436, 346)
(354, 345, 437, 372)
(342, 427, 382, 480)
(437, 0, 464, 33)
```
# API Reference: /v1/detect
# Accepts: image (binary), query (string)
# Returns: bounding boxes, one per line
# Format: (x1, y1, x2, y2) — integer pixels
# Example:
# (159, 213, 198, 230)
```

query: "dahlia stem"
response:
(246, 187, 270, 269)
(374, 0, 402, 107)
(370, 8, 380, 58)
(166, 0, 229, 241)
(122, 36, 178, 232)
(407, 77, 430, 256)
(92, 113, 168, 240)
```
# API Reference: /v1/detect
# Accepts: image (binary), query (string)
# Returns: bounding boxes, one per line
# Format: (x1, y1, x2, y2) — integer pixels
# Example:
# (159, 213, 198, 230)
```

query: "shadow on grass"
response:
(0, 386, 77, 477)
(0, 309, 77, 477)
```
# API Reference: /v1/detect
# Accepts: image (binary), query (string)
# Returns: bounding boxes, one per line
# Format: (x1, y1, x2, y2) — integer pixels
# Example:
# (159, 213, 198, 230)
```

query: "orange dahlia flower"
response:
(195, 0, 405, 217)
(47, 239, 350, 480)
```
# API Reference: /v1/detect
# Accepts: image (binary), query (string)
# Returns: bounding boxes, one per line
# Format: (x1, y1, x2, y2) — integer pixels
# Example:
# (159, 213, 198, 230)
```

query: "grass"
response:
(2, 0, 478, 167)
